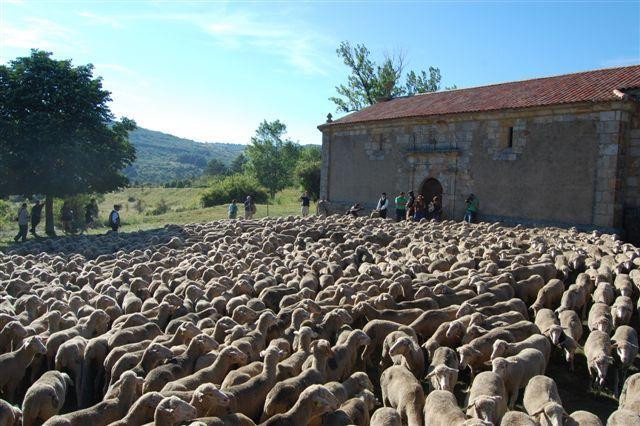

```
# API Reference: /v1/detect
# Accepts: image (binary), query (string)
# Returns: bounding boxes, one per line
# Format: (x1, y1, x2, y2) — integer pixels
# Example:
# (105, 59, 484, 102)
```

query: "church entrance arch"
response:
(420, 178, 443, 205)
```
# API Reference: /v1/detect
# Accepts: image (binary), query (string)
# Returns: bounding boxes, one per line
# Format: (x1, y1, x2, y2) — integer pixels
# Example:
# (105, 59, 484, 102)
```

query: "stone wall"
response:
(623, 104, 640, 243)
(320, 100, 636, 231)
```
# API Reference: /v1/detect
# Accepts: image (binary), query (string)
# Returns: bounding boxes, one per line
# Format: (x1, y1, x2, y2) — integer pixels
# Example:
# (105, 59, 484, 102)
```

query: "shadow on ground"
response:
(1, 224, 192, 260)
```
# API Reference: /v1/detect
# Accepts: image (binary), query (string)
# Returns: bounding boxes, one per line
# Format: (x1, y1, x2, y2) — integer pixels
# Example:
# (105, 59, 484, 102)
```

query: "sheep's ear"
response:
(483, 361, 493, 367)
(259, 350, 266, 357)
(425, 371, 435, 379)
(293, 330, 299, 335)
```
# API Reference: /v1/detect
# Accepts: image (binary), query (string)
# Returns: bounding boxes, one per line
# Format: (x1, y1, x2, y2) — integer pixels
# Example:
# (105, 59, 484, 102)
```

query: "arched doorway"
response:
(421, 178, 443, 205)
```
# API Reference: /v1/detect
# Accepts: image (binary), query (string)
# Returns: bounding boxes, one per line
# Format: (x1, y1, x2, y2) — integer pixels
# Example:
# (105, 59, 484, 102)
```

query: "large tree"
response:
(330, 41, 451, 113)
(244, 120, 300, 198)
(0, 50, 136, 235)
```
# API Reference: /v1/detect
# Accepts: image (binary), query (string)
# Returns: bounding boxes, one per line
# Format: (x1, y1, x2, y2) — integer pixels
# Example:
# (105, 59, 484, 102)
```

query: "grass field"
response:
(0, 187, 312, 249)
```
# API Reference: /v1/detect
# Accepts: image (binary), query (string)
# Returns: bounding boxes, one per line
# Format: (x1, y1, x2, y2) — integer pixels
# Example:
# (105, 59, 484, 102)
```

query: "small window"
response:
(507, 127, 514, 148)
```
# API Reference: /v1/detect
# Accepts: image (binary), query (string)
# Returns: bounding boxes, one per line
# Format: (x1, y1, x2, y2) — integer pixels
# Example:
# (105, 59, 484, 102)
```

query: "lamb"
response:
(162, 345, 248, 392)
(143, 334, 218, 392)
(458, 328, 515, 378)
(54, 336, 87, 407)
(584, 330, 613, 389)
(424, 390, 489, 426)
(426, 346, 459, 392)
(588, 303, 614, 335)
(324, 389, 376, 426)
(276, 326, 316, 381)
(370, 407, 402, 426)
(110, 342, 174, 386)
(0, 321, 28, 353)
(42, 371, 143, 426)
(465, 371, 508, 424)
(263, 339, 334, 420)
(613, 274, 634, 298)
(513, 275, 546, 306)
(490, 335, 551, 367)
(361, 319, 417, 368)
(0, 336, 46, 403)
(523, 375, 566, 426)
(489, 348, 546, 408)
(592, 281, 615, 305)
(388, 336, 425, 378)
(150, 396, 197, 426)
(260, 385, 339, 426)
(186, 384, 231, 417)
(21, 371, 73, 426)
(408, 305, 459, 341)
(380, 364, 424, 426)
(556, 284, 587, 317)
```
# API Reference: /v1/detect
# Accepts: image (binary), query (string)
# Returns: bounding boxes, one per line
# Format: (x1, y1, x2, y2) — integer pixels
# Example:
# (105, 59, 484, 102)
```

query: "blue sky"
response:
(1, 1, 639, 145)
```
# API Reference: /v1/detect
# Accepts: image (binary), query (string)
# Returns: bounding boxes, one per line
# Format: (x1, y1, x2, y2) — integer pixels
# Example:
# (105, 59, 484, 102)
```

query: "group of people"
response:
(227, 191, 328, 220)
(347, 191, 480, 223)
(227, 196, 258, 220)
(13, 199, 122, 243)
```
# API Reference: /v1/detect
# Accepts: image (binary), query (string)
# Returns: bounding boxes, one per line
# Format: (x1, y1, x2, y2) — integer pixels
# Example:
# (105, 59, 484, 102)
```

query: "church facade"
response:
(318, 65, 640, 242)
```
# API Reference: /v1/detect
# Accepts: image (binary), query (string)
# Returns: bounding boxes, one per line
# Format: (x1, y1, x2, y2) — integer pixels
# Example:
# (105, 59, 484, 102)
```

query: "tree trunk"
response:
(45, 194, 56, 236)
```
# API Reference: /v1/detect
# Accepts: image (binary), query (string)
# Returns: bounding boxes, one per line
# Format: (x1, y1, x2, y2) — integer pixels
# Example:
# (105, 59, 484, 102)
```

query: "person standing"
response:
(464, 193, 479, 223)
(61, 202, 73, 234)
(429, 195, 443, 221)
(244, 196, 256, 219)
(299, 191, 311, 217)
(83, 198, 98, 233)
(317, 197, 329, 217)
(375, 192, 389, 219)
(14, 203, 29, 243)
(394, 192, 407, 222)
(405, 190, 416, 220)
(108, 204, 121, 232)
(413, 195, 427, 221)
(228, 199, 238, 219)
(30, 199, 44, 236)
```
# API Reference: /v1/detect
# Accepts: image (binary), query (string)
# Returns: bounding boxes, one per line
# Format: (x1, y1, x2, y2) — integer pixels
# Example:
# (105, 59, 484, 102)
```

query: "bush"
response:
(201, 174, 268, 207)
(295, 160, 321, 200)
(149, 198, 170, 216)
(0, 199, 12, 231)
(133, 199, 145, 213)
(54, 194, 104, 231)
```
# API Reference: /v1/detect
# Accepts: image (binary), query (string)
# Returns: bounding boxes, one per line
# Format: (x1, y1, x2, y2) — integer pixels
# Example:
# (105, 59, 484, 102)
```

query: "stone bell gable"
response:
(318, 65, 640, 242)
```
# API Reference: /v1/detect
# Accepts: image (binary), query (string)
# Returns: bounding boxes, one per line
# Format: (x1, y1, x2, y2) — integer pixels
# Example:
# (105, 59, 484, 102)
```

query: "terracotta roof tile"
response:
(325, 65, 640, 127)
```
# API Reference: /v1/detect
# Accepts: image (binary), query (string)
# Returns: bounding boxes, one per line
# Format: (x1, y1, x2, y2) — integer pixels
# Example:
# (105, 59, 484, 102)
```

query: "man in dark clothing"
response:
(14, 203, 29, 243)
(405, 191, 416, 220)
(300, 191, 311, 217)
(108, 204, 121, 232)
(30, 200, 44, 236)
(376, 192, 389, 219)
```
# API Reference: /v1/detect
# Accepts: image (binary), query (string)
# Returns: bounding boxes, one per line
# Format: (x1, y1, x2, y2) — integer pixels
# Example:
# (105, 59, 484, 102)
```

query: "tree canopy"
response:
(204, 158, 229, 177)
(0, 50, 136, 234)
(330, 41, 453, 113)
(244, 120, 301, 198)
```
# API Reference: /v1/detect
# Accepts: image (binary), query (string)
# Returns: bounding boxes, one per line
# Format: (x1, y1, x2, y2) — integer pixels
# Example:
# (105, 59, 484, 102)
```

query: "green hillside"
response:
(123, 127, 245, 184)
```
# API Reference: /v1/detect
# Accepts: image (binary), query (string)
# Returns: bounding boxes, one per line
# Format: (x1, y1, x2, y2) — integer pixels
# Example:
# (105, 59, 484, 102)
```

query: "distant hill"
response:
(123, 127, 244, 184)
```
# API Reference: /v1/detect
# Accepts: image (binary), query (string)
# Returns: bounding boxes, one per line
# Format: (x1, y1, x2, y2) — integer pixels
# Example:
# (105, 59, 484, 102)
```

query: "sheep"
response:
(324, 389, 376, 426)
(424, 390, 489, 426)
(322, 329, 370, 382)
(262, 339, 334, 420)
(619, 373, 640, 413)
(611, 296, 633, 328)
(388, 335, 425, 378)
(110, 342, 174, 386)
(276, 326, 316, 381)
(370, 406, 402, 426)
(458, 328, 515, 378)
(500, 411, 538, 426)
(566, 410, 603, 426)
(0, 399, 21, 426)
(22, 371, 73, 426)
(523, 375, 566, 426)
(0, 321, 28, 353)
(380, 364, 424, 426)
(42, 371, 143, 426)
(530, 279, 565, 316)
(360, 319, 417, 368)
(151, 396, 197, 426)
(607, 409, 640, 425)
(535, 309, 562, 345)
(588, 303, 614, 335)
(260, 385, 339, 426)
(490, 335, 551, 367)
(465, 371, 508, 425)
(556, 284, 586, 317)
(143, 334, 218, 392)
(54, 336, 87, 407)
(107, 392, 164, 426)
(593, 281, 616, 305)
(584, 330, 614, 389)
(426, 347, 459, 392)
(0, 336, 46, 403)
(513, 275, 546, 306)
(612, 325, 639, 395)
(489, 348, 546, 408)
(324, 372, 374, 405)
(558, 309, 583, 342)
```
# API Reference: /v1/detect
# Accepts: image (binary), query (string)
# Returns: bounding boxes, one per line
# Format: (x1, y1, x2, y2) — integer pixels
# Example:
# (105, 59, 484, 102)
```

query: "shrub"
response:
(133, 199, 145, 213)
(0, 199, 12, 231)
(295, 160, 321, 200)
(149, 198, 170, 216)
(201, 174, 268, 207)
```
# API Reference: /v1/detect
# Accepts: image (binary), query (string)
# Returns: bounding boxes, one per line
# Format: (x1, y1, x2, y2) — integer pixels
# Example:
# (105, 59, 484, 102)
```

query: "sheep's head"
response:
(311, 339, 334, 357)
(594, 317, 612, 335)
(155, 396, 197, 423)
(614, 342, 638, 366)
(425, 365, 458, 392)
(457, 345, 480, 369)
(446, 320, 464, 340)
(490, 339, 509, 360)
(350, 329, 371, 347)
(490, 357, 510, 380)
(466, 395, 503, 424)
(232, 306, 258, 324)
(177, 322, 201, 340)
(592, 355, 614, 386)
(422, 340, 439, 360)
(260, 345, 284, 365)
(547, 325, 564, 346)
(3, 321, 28, 339)
(456, 302, 475, 318)
(357, 389, 377, 411)
(221, 346, 248, 365)
(193, 383, 230, 407)
(25, 336, 46, 355)
(145, 343, 174, 362)
(300, 385, 339, 416)
(349, 371, 374, 393)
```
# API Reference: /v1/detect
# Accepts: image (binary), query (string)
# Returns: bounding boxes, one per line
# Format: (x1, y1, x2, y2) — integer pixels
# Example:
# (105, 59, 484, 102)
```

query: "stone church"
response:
(318, 65, 640, 242)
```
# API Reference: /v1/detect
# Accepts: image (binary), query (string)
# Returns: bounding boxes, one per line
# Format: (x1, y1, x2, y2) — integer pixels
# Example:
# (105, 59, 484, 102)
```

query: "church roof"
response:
(322, 65, 640, 127)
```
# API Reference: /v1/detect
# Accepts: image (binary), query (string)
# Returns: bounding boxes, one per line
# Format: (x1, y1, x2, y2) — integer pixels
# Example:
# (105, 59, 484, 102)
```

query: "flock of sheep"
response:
(1, 214, 640, 425)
